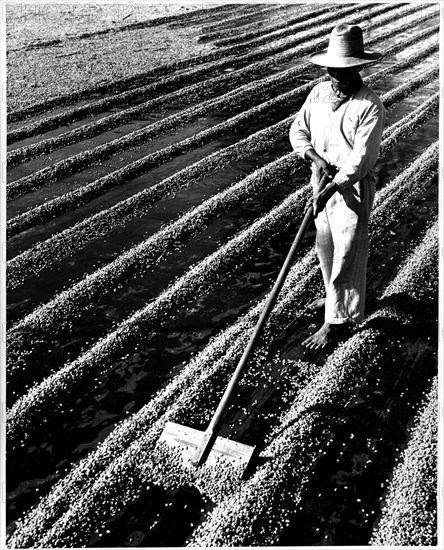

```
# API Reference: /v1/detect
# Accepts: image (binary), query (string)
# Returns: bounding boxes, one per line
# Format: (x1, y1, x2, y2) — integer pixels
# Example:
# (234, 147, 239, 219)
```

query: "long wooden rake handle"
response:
(192, 188, 319, 466)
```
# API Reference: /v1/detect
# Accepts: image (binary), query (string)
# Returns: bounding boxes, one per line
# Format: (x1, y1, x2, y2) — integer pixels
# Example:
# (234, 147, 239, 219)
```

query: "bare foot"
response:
(307, 297, 326, 311)
(302, 323, 350, 350)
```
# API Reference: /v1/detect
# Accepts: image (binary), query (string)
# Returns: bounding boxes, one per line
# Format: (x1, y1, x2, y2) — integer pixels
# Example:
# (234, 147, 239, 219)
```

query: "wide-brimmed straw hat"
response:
(309, 24, 382, 68)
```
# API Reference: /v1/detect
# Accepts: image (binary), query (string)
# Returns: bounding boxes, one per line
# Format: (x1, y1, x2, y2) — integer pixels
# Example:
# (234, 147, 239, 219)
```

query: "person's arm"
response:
(289, 87, 316, 161)
(332, 100, 386, 191)
(289, 85, 336, 195)
(289, 84, 340, 217)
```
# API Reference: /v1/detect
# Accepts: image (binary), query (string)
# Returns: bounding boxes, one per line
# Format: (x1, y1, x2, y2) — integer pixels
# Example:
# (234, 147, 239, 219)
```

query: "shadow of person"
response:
(363, 291, 437, 337)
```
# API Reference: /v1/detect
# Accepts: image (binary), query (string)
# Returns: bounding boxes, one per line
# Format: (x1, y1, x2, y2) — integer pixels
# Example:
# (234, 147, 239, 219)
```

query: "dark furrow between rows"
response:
(212, 3, 369, 47)
(197, 3, 330, 42)
(189, 4, 302, 33)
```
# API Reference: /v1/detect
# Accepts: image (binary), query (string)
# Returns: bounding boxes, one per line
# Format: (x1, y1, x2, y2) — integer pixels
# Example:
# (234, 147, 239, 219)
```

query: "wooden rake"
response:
(157, 184, 319, 473)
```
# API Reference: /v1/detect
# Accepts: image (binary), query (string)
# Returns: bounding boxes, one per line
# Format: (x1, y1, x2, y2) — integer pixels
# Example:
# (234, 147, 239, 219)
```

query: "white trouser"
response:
(312, 174, 375, 324)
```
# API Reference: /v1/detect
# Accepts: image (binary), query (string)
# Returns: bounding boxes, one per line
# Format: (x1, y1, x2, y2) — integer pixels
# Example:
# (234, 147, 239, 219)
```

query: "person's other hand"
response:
(314, 158, 336, 185)
(311, 181, 339, 218)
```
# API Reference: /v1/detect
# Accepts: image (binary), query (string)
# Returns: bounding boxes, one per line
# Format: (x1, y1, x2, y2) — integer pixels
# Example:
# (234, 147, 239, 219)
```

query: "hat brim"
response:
(308, 50, 382, 68)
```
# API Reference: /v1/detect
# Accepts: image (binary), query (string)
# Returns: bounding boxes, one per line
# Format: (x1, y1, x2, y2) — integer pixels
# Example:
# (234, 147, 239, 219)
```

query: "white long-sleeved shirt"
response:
(289, 80, 386, 191)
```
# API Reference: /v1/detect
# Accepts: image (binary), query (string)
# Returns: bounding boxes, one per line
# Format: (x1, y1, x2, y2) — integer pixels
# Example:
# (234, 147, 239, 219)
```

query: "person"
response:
(289, 23, 386, 349)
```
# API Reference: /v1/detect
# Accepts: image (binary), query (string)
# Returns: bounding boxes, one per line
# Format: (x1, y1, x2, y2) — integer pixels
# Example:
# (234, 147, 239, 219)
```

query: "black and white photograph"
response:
(1, 1, 442, 547)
